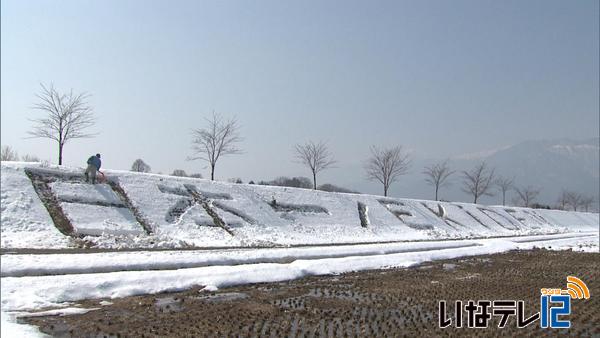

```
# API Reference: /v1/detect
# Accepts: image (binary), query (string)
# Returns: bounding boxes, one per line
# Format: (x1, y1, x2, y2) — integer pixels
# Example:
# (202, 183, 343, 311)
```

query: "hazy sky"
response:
(2, 0, 598, 195)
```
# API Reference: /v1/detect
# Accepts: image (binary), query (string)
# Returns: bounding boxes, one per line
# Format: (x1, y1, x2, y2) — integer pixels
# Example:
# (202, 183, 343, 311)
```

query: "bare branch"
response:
(514, 186, 540, 208)
(556, 189, 570, 210)
(294, 141, 336, 189)
(189, 112, 243, 180)
(422, 159, 454, 200)
(579, 195, 596, 212)
(494, 175, 515, 206)
(27, 83, 96, 164)
(565, 191, 583, 211)
(1, 145, 19, 161)
(365, 145, 411, 197)
(461, 161, 495, 204)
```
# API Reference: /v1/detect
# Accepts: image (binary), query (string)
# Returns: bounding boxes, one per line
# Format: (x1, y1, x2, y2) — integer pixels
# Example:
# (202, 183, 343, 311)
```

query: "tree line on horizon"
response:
(2, 83, 597, 212)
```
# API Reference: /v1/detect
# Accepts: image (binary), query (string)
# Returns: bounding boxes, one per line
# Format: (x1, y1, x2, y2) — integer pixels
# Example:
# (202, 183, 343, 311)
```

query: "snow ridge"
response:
(1, 162, 598, 249)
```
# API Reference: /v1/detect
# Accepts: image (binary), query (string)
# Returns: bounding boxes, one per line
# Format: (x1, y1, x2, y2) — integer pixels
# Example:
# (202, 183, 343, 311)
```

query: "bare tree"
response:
(422, 160, 454, 200)
(131, 159, 151, 173)
(461, 161, 495, 204)
(580, 195, 595, 212)
(495, 175, 514, 206)
(1, 146, 19, 161)
(294, 141, 336, 190)
(556, 189, 570, 210)
(171, 169, 188, 177)
(365, 145, 411, 197)
(28, 84, 96, 165)
(189, 112, 242, 181)
(21, 154, 40, 162)
(514, 186, 540, 207)
(565, 191, 583, 211)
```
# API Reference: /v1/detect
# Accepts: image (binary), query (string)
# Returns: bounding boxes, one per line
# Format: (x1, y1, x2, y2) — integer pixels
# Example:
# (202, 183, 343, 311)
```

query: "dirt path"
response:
(21, 249, 599, 337)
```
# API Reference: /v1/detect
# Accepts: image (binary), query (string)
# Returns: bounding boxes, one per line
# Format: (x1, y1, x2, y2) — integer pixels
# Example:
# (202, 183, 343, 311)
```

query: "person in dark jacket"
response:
(85, 153, 102, 184)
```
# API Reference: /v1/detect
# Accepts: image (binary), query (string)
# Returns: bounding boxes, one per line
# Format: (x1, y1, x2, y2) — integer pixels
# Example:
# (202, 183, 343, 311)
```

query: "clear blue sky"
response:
(2, 0, 598, 195)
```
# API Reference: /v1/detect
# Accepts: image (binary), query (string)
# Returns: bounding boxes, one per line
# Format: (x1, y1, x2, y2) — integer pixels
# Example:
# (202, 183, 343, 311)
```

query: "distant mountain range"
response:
(354, 138, 599, 210)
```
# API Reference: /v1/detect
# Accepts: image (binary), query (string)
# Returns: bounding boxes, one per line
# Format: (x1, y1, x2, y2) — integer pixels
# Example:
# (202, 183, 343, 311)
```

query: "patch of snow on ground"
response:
(1, 311, 49, 338)
(2, 234, 597, 312)
(62, 203, 143, 236)
(49, 181, 123, 205)
(0, 164, 70, 249)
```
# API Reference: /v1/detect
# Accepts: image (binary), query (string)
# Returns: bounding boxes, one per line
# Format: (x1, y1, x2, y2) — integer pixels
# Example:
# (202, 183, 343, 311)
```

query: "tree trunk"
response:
(502, 191, 506, 206)
(435, 186, 439, 201)
(384, 185, 388, 197)
(210, 164, 215, 181)
(312, 172, 317, 190)
(473, 195, 478, 204)
(58, 142, 63, 165)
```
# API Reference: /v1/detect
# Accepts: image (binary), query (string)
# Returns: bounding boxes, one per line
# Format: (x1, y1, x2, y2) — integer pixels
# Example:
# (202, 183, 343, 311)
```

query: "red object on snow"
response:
(97, 171, 106, 183)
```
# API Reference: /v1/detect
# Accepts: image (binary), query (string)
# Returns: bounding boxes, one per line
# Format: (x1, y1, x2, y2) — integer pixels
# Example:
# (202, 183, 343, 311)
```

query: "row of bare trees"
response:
(1, 145, 40, 162)
(20, 84, 597, 211)
(420, 160, 596, 210)
(420, 160, 508, 204)
(291, 143, 534, 207)
(418, 160, 596, 209)
(21, 84, 408, 195)
(183, 109, 594, 210)
(557, 190, 596, 212)
(185, 113, 411, 196)
(179, 111, 596, 209)
(127, 143, 595, 210)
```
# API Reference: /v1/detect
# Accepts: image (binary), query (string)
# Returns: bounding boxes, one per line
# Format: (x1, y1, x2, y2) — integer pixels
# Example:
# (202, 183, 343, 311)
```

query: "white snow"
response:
(0, 161, 597, 335)
(0, 239, 512, 311)
(2, 234, 596, 312)
(2, 232, 595, 278)
(0, 163, 70, 249)
(2, 163, 597, 249)
(1, 311, 49, 338)
(14, 307, 100, 317)
(0, 307, 99, 338)
(49, 181, 123, 206)
(0, 239, 482, 277)
(61, 203, 143, 236)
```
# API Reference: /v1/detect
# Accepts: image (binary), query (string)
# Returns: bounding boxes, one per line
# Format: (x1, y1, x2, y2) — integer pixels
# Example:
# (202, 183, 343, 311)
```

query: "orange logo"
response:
(562, 276, 590, 300)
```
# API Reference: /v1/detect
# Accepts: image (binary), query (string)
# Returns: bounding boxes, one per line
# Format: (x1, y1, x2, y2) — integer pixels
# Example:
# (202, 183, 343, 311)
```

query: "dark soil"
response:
(24, 169, 76, 236)
(21, 249, 599, 337)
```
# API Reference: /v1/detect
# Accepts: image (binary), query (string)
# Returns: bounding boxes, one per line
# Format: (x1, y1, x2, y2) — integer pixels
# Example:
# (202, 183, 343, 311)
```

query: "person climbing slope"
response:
(85, 153, 102, 184)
